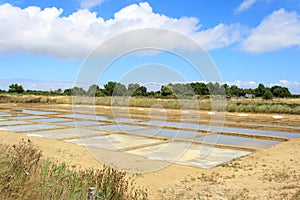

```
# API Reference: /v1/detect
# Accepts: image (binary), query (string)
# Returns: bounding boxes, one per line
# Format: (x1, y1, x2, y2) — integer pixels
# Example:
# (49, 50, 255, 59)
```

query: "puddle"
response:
(1, 124, 61, 132)
(133, 128, 201, 139)
(94, 124, 146, 132)
(193, 134, 280, 148)
(65, 134, 162, 150)
(0, 120, 31, 126)
(127, 142, 251, 168)
(32, 128, 103, 139)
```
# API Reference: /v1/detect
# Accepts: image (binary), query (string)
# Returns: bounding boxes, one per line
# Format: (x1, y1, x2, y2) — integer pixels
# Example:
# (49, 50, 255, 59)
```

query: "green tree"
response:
(87, 85, 104, 97)
(222, 83, 230, 96)
(104, 81, 116, 96)
(63, 88, 72, 96)
(207, 82, 223, 95)
(127, 83, 140, 95)
(132, 86, 147, 96)
(113, 83, 127, 96)
(262, 89, 273, 100)
(161, 85, 173, 96)
(50, 88, 62, 96)
(8, 83, 24, 93)
(72, 87, 86, 96)
(229, 85, 239, 97)
(271, 86, 291, 98)
(255, 83, 266, 97)
(191, 82, 209, 95)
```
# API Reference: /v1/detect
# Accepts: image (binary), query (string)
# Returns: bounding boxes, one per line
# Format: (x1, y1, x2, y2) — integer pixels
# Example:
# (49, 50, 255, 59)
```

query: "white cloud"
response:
(0, 79, 74, 91)
(226, 80, 258, 89)
(241, 9, 300, 52)
(192, 23, 247, 50)
(273, 80, 300, 94)
(80, 0, 104, 9)
(235, 0, 258, 13)
(0, 2, 242, 59)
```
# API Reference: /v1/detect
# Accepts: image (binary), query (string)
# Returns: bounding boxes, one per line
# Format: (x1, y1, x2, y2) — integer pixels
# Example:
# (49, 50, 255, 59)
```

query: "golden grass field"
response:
(1, 94, 300, 114)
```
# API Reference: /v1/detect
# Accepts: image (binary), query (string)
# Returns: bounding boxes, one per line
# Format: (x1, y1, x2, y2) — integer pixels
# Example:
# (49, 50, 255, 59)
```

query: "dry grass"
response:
(0, 139, 147, 200)
(1, 94, 300, 114)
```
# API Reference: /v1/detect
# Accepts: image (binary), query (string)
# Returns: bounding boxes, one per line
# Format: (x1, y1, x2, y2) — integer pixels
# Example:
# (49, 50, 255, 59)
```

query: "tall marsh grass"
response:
(0, 139, 147, 200)
(1, 94, 300, 114)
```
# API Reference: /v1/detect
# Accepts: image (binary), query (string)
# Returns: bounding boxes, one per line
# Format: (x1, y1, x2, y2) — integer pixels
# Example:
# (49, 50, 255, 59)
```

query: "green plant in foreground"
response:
(0, 139, 147, 200)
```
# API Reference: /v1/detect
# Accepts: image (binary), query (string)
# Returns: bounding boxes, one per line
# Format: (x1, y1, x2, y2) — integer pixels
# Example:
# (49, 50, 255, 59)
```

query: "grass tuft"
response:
(0, 139, 147, 200)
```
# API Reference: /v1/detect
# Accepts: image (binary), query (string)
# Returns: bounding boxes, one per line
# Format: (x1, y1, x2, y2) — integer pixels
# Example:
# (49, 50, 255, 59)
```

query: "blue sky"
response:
(0, 0, 299, 93)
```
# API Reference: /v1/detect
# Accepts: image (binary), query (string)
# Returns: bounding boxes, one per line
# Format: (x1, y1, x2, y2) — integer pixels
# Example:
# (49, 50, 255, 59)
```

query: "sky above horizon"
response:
(0, 0, 300, 93)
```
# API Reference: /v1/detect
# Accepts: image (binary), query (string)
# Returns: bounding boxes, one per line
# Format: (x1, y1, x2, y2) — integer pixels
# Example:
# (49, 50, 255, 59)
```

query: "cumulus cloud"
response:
(80, 0, 104, 9)
(0, 79, 74, 91)
(235, 0, 258, 13)
(226, 80, 258, 89)
(241, 9, 300, 52)
(192, 23, 247, 50)
(0, 2, 243, 59)
(272, 80, 300, 94)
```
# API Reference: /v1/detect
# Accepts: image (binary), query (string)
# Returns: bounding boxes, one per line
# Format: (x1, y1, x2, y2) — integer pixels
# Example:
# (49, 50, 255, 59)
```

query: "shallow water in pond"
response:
(13, 115, 48, 120)
(93, 124, 146, 132)
(31, 128, 103, 139)
(140, 120, 300, 139)
(56, 120, 106, 126)
(65, 134, 162, 150)
(22, 110, 58, 115)
(193, 134, 281, 148)
(132, 128, 202, 139)
(0, 120, 30, 126)
(127, 142, 251, 168)
(1, 124, 61, 132)
(35, 118, 71, 123)
(60, 114, 111, 121)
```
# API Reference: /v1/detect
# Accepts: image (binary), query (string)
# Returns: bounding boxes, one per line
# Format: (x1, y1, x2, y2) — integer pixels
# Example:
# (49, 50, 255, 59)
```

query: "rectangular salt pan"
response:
(193, 134, 280, 148)
(31, 128, 103, 139)
(127, 142, 251, 168)
(65, 134, 162, 150)
(94, 124, 146, 132)
(60, 114, 111, 121)
(36, 118, 71, 123)
(22, 110, 58, 115)
(56, 120, 103, 126)
(133, 128, 201, 139)
(1, 124, 61, 132)
(141, 121, 300, 139)
(0, 120, 30, 126)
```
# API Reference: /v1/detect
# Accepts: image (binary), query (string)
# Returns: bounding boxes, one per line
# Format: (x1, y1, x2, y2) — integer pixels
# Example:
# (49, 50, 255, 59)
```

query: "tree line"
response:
(0, 81, 294, 100)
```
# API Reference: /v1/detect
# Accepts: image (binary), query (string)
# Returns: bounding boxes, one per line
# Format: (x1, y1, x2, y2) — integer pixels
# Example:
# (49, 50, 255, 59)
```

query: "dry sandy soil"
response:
(0, 130, 299, 199)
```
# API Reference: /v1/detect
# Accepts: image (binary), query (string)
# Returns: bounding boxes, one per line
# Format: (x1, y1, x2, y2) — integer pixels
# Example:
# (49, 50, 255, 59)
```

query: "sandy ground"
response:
(0, 130, 299, 199)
